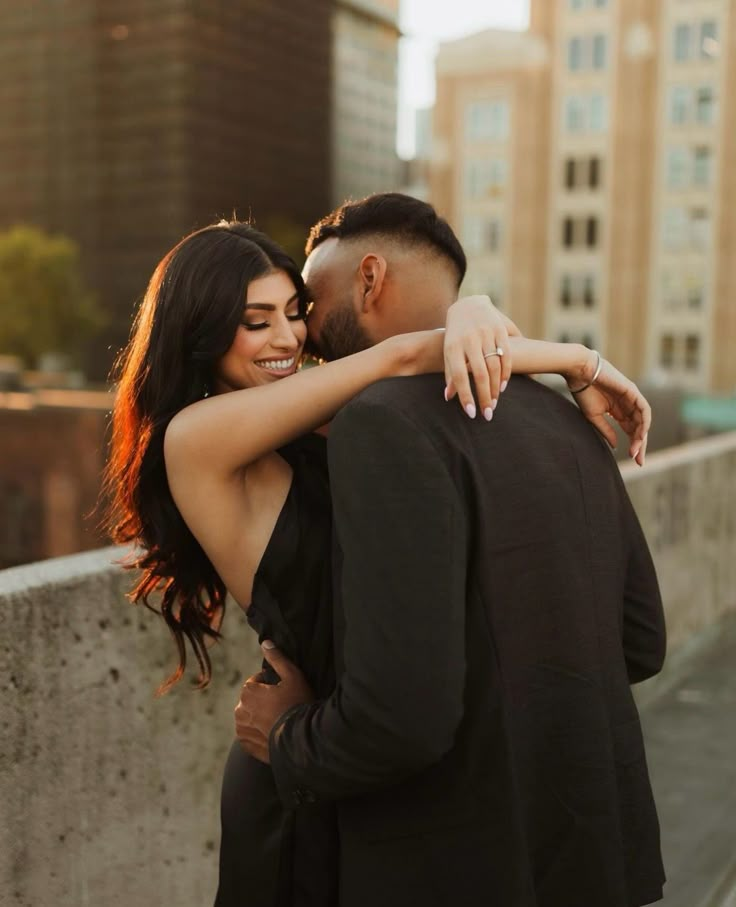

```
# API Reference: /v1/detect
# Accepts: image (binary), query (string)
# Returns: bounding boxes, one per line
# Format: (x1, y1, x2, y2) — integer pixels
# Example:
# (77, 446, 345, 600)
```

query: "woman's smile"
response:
(254, 355, 297, 376)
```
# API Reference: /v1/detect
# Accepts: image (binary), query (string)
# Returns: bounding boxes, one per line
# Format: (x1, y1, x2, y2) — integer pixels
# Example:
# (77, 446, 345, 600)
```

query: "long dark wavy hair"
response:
(103, 221, 308, 694)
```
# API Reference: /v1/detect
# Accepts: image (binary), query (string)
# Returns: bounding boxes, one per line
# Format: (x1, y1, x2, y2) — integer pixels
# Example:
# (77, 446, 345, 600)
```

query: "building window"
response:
(569, 0, 584, 9)
(700, 20, 719, 58)
(685, 334, 700, 369)
(568, 37, 584, 71)
(660, 334, 675, 368)
(560, 275, 572, 307)
(565, 158, 577, 189)
(687, 279, 704, 310)
(696, 86, 716, 124)
(593, 0, 608, 7)
(487, 219, 503, 252)
(466, 100, 510, 141)
(562, 217, 575, 248)
(589, 156, 601, 189)
(693, 146, 712, 186)
(465, 159, 508, 198)
(463, 216, 484, 253)
(674, 23, 691, 61)
(583, 275, 596, 307)
(691, 208, 710, 248)
(586, 217, 598, 248)
(666, 147, 690, 188)
(669, 86, 690, 125)
(564, 96, 586, 132)
(463, 216, 503, 254)
(592, 34, 607, 69)
(589, 94, 608, 132)
(663, 208, 689, 249)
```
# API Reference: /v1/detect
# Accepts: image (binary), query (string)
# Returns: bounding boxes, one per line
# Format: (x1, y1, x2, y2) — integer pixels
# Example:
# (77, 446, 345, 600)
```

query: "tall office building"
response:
(331, 0, 401, 205)
(0, 1, 333, 377)
(430, 0, 736, 393)
(432, 27, 552, 339)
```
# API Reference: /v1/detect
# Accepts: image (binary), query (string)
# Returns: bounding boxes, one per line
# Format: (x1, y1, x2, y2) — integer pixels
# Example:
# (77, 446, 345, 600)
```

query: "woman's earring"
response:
(202, 383, 210, 399)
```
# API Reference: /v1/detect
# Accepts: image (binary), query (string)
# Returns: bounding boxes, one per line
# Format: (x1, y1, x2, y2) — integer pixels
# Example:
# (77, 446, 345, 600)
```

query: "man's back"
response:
(271, 373, 666, 907)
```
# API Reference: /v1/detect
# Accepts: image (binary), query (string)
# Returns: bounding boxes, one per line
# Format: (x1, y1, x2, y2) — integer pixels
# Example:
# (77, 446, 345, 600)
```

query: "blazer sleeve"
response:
(621, 490, 666, 684)
(268, 395, 468, 808)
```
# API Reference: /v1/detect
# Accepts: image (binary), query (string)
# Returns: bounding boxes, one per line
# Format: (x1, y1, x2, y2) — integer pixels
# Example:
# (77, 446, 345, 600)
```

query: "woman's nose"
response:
(271, 316, 301, 350)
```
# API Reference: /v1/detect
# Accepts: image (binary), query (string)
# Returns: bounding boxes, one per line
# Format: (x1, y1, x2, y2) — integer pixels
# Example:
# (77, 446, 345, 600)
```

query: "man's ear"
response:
(357, 254, 387, 312)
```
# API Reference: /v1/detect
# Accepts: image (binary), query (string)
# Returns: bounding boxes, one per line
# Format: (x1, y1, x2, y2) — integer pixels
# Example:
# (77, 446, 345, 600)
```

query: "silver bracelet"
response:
(569, 350, 603, 395)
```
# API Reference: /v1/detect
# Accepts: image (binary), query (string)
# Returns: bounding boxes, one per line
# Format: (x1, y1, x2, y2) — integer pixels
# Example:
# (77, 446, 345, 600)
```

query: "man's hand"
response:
(234, 641, 315, 764)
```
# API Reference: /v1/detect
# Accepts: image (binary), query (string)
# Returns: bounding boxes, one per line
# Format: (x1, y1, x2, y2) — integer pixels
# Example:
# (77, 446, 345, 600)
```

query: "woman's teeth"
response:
(256, 357, 295, 371)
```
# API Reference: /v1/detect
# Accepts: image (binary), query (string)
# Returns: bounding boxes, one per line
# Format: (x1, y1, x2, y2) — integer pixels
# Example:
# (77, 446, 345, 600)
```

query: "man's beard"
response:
(315, 303, 373, 361)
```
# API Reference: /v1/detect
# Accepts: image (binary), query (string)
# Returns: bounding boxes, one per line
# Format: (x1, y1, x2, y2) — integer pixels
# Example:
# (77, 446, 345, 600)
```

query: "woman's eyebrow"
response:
(244, 292, 300, 311)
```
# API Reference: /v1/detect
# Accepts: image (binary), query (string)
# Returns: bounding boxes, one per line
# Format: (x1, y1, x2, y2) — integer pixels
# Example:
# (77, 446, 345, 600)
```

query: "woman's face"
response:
(213, 270, 307, 393)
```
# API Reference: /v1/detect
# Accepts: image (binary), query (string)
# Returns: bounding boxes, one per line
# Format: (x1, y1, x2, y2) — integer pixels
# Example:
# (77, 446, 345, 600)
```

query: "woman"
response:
(104, 220, 649, 906)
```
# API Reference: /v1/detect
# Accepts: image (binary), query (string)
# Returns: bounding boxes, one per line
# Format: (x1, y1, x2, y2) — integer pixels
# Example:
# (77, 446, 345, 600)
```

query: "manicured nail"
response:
(500, 380, 508, 393)
(465, 403, 476, 419)
(262, 640, 276, 650)
(444, 386, 449, 402)
(491, 398, 498, 410)
(483, 407, 494, 422)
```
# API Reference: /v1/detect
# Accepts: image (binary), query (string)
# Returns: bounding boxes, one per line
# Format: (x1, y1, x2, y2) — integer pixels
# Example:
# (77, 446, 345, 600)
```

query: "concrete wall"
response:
(621, 430, 736, 651)
(1, 431, 736, 906)
(0, 548, 261, 907)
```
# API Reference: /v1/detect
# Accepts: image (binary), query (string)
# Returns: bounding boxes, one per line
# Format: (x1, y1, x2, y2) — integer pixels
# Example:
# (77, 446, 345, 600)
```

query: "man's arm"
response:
(621, 492, 666, 684)
(268, 394, 468, 807)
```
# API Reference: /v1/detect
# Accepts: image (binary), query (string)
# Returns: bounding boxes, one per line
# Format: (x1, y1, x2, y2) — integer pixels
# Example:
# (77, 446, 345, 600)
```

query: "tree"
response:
(0, 225, 104, 368)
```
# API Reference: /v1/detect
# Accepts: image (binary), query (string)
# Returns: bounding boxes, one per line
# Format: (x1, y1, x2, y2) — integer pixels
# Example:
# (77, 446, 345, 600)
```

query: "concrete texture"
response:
(622, 432, 736, 656)
(1, 432, 735, 906)
(640, 613, 736, 907)
(0, 547, 261, 907)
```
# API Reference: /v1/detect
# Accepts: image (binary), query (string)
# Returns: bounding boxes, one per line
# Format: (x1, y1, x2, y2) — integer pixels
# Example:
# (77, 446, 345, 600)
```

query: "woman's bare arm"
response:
(164, 332, 446, 479)
(446, 327, 651, 465)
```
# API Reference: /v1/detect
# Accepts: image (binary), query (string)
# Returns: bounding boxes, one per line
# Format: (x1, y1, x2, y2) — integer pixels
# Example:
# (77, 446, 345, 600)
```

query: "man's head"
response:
(302, 193, 466, 360)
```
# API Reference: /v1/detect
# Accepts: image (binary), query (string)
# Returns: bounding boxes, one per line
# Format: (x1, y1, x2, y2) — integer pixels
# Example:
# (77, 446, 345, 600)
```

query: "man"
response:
(237, 193, 666, 906)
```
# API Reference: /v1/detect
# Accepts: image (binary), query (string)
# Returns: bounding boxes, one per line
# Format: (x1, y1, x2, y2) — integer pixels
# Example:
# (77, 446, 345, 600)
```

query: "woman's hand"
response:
(443, 296, 520, 420)
(568, 353, 651, 466)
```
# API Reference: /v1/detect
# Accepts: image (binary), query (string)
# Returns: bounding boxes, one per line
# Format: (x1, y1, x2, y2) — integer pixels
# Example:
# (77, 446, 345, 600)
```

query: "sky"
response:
(397, 0, 530, 157)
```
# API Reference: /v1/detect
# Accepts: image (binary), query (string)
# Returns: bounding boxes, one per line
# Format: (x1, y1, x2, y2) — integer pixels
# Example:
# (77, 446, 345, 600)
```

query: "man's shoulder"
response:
(346, 373, 445, 413)
(330, 375, 447, 449)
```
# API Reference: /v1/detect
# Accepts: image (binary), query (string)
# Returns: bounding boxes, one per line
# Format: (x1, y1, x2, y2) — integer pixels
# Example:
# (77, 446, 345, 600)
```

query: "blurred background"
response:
(1, 2, 735, 906)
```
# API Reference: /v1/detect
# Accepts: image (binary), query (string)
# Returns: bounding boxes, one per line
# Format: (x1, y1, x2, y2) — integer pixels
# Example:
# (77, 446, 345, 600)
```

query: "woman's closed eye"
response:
(242, 310, 305, 331)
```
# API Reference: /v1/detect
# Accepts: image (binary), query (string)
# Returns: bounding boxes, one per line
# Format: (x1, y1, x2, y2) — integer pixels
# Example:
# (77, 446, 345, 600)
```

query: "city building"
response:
(0, 0, 334, 379)
(331, 0, 402, 205)
(0, 387, 111, 568)
(429, 0, 736, 393)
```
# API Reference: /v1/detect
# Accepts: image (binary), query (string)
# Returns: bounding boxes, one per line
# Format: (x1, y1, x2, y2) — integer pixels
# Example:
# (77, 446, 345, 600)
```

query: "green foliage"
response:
(0, 225, 104, 367)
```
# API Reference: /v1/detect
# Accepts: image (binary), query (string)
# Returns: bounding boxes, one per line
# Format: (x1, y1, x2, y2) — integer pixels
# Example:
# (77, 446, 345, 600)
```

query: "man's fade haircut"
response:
(305, 193, 467, 287)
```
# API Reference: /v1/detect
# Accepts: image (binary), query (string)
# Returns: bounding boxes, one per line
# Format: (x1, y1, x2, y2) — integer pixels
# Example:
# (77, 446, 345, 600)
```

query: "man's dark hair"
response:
(306, 193, 467, 286)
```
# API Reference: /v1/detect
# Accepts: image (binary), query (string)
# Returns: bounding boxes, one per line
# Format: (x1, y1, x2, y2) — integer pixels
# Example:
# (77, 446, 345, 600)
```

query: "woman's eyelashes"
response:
(242, 311, 305, 331)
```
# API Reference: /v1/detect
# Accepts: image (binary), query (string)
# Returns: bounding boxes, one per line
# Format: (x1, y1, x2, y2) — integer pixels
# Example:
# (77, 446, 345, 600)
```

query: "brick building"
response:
(430, 0, 736, 393)
(0, 0, 334, 378)
(0, 390, 111, 567)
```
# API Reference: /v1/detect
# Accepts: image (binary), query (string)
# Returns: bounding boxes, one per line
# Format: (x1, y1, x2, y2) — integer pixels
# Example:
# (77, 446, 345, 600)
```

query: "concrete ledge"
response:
(0, 547, 261, 907)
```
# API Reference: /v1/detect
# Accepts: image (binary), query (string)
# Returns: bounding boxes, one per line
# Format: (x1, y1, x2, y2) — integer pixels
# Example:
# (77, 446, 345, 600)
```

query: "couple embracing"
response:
(106, 193, 666, 907)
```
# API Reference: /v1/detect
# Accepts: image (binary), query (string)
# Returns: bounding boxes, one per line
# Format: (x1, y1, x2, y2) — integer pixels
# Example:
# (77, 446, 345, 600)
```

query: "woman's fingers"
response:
(468, 349, 495, 418)
(445, 342, 476, 416)
(445, 334, 507, 418)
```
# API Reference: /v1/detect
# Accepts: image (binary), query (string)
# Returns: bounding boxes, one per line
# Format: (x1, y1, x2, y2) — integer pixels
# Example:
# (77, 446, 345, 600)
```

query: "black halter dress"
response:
(214, 433, 338, 907)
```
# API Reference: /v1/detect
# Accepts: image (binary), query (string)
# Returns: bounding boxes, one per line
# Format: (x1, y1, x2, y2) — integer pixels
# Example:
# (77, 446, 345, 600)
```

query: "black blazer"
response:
(270, 375, 666, 907)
